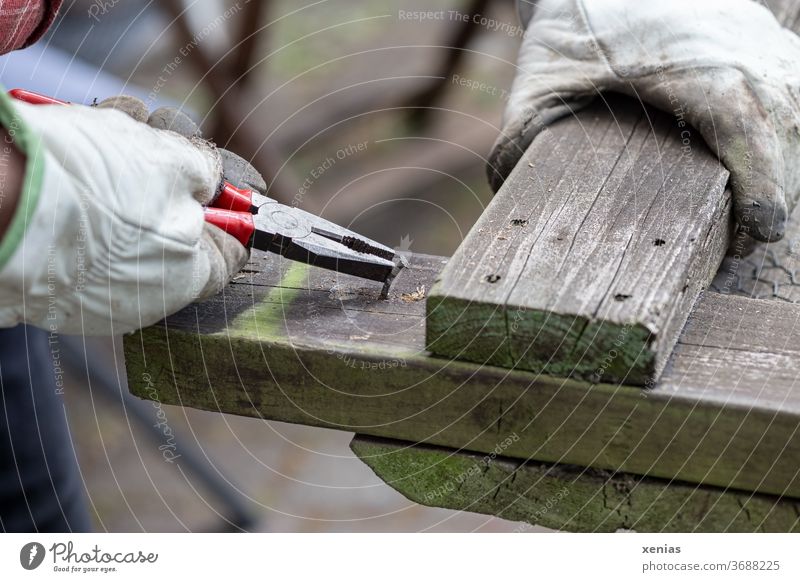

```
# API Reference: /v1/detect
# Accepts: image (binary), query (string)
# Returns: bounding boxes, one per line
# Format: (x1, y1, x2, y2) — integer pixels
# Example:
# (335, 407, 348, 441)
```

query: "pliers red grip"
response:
(204, 183, 258, 246)
(9, 89, 404, 286)
(10, 89, 257, 245)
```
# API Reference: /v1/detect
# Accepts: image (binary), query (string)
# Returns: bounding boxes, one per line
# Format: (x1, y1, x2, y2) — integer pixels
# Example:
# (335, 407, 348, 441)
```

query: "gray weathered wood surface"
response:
(426, 0, 800, 386)
(124, 251, 800, 499)
(350, 435, 800, 532)
(426, 95, 732, 386)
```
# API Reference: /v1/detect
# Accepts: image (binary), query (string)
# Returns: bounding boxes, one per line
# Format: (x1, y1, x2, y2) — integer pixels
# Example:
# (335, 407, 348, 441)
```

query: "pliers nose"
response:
(204, 184, 403, 284)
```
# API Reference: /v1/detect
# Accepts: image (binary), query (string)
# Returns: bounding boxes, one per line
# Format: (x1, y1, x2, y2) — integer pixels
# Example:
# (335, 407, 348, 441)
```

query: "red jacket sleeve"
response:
(0, 0, 62, 54)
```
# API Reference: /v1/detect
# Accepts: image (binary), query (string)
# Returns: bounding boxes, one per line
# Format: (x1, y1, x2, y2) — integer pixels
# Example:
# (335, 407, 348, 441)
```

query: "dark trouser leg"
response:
(0, 325, 91, 532)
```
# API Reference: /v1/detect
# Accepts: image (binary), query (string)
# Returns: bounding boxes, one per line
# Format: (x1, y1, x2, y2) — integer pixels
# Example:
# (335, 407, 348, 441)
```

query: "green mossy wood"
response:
(350, 435, 800, 533)
(124, 253, 800, 499)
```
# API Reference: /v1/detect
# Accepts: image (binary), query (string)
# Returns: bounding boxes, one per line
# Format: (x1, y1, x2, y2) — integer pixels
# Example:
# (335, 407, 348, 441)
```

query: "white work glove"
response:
(490, 0, 800, 242)
(97, 95, 268, 195)
(0, 94, 249, 335)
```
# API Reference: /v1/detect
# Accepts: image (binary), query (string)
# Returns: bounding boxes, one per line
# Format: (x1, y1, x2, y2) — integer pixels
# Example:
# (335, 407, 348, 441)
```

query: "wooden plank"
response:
(425, 0, 800, 387)
(350, 435, 800, 533)
(426, 94, 732, 386)
(123, 252, 800, 498)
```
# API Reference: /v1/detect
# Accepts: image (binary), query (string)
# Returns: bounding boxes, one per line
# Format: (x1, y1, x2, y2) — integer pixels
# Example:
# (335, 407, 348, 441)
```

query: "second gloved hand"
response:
(490, 0, 800, 242)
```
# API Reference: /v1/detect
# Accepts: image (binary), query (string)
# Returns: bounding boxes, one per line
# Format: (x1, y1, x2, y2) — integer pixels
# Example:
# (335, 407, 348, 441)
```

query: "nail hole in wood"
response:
(485, 274, 502, 283)
(653, 238, 666, 246)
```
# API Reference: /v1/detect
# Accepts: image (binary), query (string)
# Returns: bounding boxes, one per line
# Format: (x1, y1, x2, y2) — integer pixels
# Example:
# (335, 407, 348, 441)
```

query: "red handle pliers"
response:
(9, 89, 403, 286)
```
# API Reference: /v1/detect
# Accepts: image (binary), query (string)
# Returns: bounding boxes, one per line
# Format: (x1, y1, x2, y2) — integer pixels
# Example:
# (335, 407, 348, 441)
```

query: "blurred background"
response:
(0, 0, 532, 531)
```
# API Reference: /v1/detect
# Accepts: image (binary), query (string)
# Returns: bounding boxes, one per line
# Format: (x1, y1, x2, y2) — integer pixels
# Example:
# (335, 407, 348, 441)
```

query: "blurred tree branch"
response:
(404, 0, 492, 128)
(157, 0, 506, 216)
(161, 0, 298, 204)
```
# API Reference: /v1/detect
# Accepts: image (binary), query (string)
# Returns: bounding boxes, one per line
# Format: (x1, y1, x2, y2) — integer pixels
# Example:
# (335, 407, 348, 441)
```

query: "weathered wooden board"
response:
(425, 0, 800, 387)
(350, 435, 800, 533)
(124, 252, 800, 498)
(427, 95, 732, 386)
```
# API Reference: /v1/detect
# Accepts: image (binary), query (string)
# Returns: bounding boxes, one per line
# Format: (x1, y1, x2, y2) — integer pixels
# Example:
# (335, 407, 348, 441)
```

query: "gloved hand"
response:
(98, 95, 267, 195)
(490, 0, 800, 242)
(0, 92, 259, 335)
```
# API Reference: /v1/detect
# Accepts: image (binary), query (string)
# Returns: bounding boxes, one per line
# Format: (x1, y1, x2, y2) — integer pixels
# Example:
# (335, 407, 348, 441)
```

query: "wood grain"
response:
(426, 95, 732, 386)
(424, 0, 800, 386)
(350, 435, 800, 533)
(124, 252, 800, 499)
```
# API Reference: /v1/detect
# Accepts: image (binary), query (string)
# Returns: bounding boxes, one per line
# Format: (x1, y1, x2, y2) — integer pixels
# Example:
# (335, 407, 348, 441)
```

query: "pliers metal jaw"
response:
(206, 186, 404, 286)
